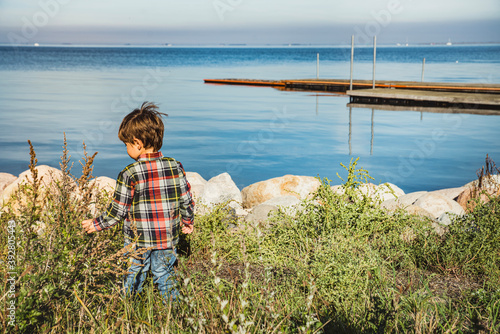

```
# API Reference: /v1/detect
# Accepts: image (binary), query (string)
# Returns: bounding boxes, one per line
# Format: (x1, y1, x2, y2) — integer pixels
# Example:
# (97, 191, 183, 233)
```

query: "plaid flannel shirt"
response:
(93, 152, 194, 249)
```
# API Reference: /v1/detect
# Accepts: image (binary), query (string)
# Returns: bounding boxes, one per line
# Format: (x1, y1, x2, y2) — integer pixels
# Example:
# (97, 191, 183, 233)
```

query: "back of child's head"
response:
(118, 102, 168, 151)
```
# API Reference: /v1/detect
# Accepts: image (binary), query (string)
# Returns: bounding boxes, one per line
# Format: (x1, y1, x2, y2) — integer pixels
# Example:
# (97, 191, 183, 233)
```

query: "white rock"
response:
(413, 193, 465, 219)
(331, 183, 404, 202)
(200, 172, 242, 208)
(373, 183, 405, 202)
(330, 185, 345, 195)
(185, 172, 207, 201)
(381, 191, 428, 211)
(357, 183, 378, 196)
(437, 212, 456, 226)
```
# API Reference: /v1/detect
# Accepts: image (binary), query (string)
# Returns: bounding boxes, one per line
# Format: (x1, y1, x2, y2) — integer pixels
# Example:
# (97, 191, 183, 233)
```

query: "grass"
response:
(0, 138, 499, 333)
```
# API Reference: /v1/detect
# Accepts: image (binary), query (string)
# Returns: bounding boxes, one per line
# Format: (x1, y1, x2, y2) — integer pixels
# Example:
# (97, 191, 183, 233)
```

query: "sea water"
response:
(0, 44, 499, 192)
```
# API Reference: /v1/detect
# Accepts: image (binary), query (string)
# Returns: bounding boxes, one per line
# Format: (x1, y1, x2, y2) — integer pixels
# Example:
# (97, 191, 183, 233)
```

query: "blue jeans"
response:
(123, 242, 179, 303)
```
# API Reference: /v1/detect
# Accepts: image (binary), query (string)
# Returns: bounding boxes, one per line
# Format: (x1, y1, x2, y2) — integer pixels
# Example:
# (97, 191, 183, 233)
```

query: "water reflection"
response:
(347, 107, 375, 156)
(347, 103, 500, 116)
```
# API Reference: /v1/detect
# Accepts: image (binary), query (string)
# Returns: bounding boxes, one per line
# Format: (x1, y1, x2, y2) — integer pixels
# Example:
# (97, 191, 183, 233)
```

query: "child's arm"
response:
(177, 161, 195, 234)
(81, 169, 133, 234)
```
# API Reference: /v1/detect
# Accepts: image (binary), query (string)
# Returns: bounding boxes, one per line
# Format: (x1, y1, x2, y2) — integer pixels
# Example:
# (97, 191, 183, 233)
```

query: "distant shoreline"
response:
(1, 42, 500, 48)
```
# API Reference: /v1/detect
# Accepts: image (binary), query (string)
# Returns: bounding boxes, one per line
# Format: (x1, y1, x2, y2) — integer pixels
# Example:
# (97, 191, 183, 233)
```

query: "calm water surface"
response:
(0, 45, 499, 193)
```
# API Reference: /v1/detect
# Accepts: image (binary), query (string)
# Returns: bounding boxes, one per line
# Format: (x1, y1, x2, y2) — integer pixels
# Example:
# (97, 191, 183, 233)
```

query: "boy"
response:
(81, 101, 194, 303)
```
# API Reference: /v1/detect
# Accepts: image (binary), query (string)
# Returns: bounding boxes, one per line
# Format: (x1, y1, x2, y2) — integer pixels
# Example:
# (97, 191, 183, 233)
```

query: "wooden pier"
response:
(204, 78, 500, 111)
(204, 78, 500, 94)
(347, 88, 500, 110)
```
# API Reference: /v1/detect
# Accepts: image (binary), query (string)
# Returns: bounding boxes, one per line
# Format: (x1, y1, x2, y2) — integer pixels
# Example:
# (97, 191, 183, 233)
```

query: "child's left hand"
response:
(82, 219, 97, 234)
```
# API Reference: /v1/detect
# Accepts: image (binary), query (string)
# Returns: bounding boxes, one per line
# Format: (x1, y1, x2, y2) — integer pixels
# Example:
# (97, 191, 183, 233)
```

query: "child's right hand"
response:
(182, 224, 194, 234)
(82, 219, 97, 234)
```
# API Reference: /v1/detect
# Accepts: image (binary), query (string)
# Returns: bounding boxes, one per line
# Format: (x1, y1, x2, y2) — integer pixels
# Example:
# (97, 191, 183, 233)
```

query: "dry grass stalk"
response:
(461, 154, 500, 212)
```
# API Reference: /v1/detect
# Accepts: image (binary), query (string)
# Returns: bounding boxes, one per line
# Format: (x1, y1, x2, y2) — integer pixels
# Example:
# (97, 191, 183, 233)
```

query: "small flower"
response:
(183, 278, 191, 286)
(220, 299, 229, 311)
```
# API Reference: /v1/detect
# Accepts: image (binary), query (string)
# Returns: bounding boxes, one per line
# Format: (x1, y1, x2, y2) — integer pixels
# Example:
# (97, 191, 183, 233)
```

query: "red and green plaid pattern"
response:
(93, 152, 194, 249)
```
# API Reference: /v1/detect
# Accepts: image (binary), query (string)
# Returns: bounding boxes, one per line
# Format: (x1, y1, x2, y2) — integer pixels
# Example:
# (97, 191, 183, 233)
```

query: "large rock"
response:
(1, 165, 64, 206)
(456, 187, 499, 211)
(200, 172, 242, 208)
(430, 187, 466, 200)
(244, 196, 301, 224)
(241, 175, 321, 209)
(185, 172, 207, 202)
(0, 173, 17, 193)
(381, 191, 434, 220)
(413, 193, 465, 219)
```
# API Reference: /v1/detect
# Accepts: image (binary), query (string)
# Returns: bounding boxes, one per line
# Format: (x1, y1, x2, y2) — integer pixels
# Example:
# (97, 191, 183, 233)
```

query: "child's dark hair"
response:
(118, 102, 168, 151)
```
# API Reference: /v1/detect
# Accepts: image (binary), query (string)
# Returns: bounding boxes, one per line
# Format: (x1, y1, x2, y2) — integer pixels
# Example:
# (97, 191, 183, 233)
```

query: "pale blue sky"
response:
(0, 0, 499, 44)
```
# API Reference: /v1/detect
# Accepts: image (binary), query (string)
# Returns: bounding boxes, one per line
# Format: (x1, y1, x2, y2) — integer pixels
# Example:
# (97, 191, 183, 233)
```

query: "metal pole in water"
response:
(350, 35, 354, 91)
(372, 36, 377, 89)
(349, 106, 352, 155)
(421, 57, 426, 82)
(317, 53, 319, 79)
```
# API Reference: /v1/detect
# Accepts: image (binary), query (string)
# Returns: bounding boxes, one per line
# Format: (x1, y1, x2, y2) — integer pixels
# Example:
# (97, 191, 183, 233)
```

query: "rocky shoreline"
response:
(1, 166, 499, 234)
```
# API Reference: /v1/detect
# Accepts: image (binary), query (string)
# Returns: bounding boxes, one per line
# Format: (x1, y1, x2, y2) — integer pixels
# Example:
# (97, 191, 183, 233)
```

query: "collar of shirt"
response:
(138, 151, 163, 161)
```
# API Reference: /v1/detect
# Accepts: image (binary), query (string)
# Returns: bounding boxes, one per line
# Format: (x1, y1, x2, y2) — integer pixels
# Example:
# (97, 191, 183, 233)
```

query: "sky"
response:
(0, 0, 499, 45)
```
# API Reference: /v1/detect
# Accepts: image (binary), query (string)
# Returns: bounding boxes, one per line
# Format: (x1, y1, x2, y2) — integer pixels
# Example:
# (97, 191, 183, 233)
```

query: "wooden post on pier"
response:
(421, 58, 426, 82)
(317, 53, 320, 79)
(372, 36, 377, 89)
